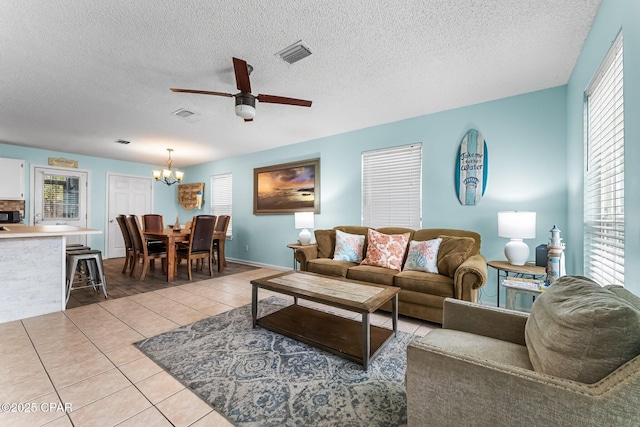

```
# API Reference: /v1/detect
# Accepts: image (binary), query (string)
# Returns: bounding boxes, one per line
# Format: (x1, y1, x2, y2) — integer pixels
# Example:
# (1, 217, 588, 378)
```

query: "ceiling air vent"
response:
(275, 41, 312, 64)
(171, 108, 195, 118)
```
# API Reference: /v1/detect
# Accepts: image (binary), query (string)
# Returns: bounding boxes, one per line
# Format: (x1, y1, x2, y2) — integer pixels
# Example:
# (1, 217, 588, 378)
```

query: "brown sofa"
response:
(294, 226, 487, 324)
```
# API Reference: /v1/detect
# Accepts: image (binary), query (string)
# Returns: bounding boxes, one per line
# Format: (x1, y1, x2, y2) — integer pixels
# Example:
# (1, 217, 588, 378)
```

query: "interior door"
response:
(32, 166, 88, 246)
(106, 174, 153, 259)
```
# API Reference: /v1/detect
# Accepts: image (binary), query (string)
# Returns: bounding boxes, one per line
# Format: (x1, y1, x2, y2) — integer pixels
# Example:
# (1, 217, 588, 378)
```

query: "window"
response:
(584, 32, 624, 286)
(362, 143, 422, 229)
(43, 174, 80, 220)
(210, 173, 233, 238)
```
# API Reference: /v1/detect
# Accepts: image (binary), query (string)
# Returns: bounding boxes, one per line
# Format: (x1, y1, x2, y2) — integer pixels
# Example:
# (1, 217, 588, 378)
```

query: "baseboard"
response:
(225, 257, 289, 271)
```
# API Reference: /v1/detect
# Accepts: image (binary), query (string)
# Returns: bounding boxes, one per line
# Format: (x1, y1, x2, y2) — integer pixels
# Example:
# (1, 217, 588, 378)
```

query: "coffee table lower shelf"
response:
(256, 304, 394, 367)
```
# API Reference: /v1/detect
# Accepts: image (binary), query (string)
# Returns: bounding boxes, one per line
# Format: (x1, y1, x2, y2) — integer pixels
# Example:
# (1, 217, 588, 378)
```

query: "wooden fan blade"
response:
(257, 94, 312, 107)
(170, 88, 233, 97)
(233, 57, 252, 93)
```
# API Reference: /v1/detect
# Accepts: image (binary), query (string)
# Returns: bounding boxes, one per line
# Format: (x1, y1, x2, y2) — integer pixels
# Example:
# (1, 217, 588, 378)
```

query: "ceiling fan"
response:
(170, 57, 312, 122)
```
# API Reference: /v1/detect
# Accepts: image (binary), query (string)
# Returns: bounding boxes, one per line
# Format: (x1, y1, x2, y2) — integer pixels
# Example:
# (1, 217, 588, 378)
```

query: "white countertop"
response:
(0, 224, 102, 238)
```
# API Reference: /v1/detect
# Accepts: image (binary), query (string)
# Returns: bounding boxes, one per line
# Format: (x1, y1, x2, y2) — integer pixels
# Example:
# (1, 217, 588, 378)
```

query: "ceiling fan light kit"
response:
(235, 94, 256, 120)
(171, 57, 312, 121)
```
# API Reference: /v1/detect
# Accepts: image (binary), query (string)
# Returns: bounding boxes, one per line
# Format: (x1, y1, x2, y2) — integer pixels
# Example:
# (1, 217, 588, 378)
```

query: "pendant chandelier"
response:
(153, 148, 184, 186)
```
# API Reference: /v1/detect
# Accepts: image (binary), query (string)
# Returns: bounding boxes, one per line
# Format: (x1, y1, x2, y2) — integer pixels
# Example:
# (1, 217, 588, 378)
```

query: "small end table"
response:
(487, 260, 546, 308)
(502, 278, 547, 311)
(287, 243, 306, 270)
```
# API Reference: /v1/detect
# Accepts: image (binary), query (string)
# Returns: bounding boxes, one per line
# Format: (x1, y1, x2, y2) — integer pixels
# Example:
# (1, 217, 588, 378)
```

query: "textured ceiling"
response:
(0, 0, 601, 168)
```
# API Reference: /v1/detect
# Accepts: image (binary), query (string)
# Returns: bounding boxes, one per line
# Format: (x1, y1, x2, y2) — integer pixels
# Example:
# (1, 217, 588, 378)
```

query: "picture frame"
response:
(253, 158, 320, 214)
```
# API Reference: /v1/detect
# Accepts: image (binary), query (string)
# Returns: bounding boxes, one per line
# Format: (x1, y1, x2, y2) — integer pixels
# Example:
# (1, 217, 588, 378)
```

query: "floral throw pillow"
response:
(360, 229, 411, 271)
(333, 230, 365, 262)
(403, 238, 442, 273)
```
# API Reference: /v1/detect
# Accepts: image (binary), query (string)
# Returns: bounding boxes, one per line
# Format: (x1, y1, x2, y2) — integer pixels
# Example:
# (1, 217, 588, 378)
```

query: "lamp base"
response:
(504, 239, 530, 266)
(298, 229, 312, 245)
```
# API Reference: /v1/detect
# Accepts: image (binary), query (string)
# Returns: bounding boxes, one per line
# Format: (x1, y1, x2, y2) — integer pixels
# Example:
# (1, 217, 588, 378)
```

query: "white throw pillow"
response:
(333, 230, 365, 263)
(403, 238, 442, 273)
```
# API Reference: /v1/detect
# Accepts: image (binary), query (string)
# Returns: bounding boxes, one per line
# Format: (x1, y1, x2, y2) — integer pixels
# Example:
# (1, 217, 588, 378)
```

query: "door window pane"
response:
(43, 174, 80, 220)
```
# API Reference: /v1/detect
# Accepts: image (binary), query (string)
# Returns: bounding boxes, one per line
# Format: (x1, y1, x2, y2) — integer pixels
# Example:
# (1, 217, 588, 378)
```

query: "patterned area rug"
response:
(135, 297, 413, 426)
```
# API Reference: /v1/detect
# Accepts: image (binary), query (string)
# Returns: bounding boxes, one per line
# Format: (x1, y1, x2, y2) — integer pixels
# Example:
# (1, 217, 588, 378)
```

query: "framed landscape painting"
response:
(253, 158, 320, 214)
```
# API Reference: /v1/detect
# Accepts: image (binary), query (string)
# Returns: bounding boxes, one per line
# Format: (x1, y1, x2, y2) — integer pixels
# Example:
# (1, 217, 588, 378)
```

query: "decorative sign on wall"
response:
(48, 157, 78, 168)
(455, 129, 488, 206)
(178, 183, 204, 211)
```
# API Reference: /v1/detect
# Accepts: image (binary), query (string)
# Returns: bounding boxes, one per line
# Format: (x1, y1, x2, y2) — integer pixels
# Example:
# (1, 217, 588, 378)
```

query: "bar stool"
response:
(66, 243, 88, 250)
(65, 249, 108, 305)
(66, 246, 93, 283)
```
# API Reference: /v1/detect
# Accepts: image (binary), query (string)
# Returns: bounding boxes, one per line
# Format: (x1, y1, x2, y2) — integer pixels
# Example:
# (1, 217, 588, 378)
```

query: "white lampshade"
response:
(498, 211, 536, 265)
(294, 212, 314, 245)
(235, 104, 256, 119)
(498, 211, 536, 239)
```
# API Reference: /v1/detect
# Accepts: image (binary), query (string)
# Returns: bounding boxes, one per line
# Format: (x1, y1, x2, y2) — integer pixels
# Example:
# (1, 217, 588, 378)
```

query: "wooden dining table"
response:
(143, 228, 227, 282)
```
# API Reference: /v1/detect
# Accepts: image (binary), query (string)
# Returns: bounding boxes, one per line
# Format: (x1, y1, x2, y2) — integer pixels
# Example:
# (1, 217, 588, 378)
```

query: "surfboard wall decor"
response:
(455, 129, 488, 205)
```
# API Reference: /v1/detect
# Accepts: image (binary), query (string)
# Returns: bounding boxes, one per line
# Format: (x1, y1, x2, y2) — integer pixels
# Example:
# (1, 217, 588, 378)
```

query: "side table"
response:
(287, 243, 306, 270)
(487, 260, 546, 308)
(502, 278, 546, 311)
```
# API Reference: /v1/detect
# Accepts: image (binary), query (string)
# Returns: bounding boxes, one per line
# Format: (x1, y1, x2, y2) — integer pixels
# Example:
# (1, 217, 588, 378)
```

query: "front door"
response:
(32, 166, 89, 246)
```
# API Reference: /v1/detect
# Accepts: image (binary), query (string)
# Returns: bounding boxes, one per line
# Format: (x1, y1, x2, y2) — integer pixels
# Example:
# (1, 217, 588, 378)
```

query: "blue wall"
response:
(1, 82, 569, 307)
(184, 85, 569, 305)
(566, 0, 640, 296)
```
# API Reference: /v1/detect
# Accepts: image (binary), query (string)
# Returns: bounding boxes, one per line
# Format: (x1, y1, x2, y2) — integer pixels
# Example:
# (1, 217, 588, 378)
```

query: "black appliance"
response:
(536, 244, 549, 267)
(0, 211, 21, 223)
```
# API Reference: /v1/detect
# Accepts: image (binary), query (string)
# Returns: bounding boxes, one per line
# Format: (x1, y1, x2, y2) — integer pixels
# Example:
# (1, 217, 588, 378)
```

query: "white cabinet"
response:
(0, 158, 26, 200)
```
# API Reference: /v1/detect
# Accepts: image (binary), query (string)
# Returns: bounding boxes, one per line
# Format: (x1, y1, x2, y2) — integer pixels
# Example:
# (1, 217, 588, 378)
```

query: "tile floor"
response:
(0, 267, 437, 427)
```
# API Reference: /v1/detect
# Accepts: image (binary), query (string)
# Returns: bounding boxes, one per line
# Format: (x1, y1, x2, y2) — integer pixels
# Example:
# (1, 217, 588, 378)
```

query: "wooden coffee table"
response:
(251, 271, 400, 370)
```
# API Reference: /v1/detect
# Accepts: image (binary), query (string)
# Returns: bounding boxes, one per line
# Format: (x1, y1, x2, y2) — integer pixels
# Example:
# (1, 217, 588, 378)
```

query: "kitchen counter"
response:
(0, 225, 102, 323)
(0, 224, 101, 238)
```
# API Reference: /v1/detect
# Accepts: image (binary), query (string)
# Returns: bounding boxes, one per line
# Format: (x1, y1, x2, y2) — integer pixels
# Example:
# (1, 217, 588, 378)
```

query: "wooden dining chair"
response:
(126, 215, 168, 280)
(115, 214, 135, 275)
(142, 213, 166, 268)
(176, 215, 216, 280)
(142, 214, 164, 230)
(212, 215, 230, 272)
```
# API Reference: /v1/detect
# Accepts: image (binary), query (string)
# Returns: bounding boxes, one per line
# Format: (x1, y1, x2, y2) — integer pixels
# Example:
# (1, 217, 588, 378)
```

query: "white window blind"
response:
(210, 173, 233, 238)
(362, 143, 422, 229)
(584, 32, 624, 286)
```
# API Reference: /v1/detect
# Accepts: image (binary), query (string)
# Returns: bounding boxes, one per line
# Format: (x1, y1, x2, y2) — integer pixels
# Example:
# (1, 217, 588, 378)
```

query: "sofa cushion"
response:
(333, 230, 366, 262)
(376, 227, 415, 240)
(403, 238, 442, 273)
(394, 270, 454, 297)
(436, 235, 475, 277)
(417, 329, 533, 370)
(347, 264, 397, 286)
(315, 229, 336, 259)
(307, 258, 356, 278)
(525, 275, 640, 384)
(360, 229, 410, 271)
(414, 229, 481, 255)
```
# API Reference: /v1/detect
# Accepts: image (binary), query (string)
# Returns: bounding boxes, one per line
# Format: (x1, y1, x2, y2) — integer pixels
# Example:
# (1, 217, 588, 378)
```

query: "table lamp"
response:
(294, 212, 314, 245)
(498, 211, 536, 266)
